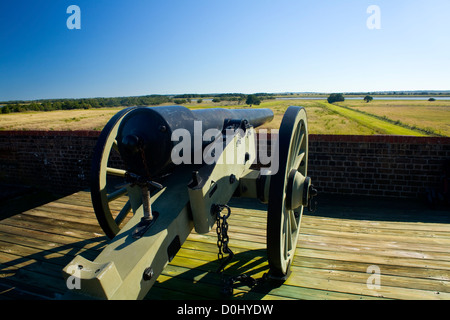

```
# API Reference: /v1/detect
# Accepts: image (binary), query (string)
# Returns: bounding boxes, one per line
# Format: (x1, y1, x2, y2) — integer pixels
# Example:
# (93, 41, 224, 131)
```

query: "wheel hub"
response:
(286, 169, 312, 211)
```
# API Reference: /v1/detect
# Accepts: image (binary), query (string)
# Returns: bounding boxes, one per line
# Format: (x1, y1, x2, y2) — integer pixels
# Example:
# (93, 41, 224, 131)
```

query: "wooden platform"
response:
(1, 191, 450, 300)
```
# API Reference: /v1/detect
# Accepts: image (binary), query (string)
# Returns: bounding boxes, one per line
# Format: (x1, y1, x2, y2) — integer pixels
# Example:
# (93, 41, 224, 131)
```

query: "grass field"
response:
(322, 102, 428, 136)
(0, 108, 123, 131)
(0, 99, 448, 136)
(251, 100, 377, 135)
(335, 100, 450, 136)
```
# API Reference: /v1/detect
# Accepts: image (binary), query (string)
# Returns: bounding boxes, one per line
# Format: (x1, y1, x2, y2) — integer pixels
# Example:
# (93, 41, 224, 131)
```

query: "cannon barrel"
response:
(116, 105, 273, 177)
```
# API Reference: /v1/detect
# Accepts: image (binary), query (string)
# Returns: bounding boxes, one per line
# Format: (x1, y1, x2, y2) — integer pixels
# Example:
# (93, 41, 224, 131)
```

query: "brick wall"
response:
(0, 131, 449, 199)
(0, 131, 100, 193)
(308, 135, 450, 198)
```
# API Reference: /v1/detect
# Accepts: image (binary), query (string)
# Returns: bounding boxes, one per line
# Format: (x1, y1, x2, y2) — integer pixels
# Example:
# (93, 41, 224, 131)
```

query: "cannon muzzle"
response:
(116, 105, 273, 178)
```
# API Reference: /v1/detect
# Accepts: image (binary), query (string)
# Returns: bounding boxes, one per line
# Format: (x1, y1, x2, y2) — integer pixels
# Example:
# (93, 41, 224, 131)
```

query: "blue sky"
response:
(0, 0, 449, 101)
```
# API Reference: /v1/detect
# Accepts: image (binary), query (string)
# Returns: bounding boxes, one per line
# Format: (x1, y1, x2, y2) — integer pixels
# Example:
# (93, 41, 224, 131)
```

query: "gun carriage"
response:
(63, 105, 317, 299)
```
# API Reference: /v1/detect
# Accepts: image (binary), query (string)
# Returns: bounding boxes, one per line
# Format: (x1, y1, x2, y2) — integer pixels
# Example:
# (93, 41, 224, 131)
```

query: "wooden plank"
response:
(1, 213, 105, 239)
(295, 255, 450, 282)
(300, 225, 450, 246)
(0, 240, 81, 267)
(300, 233, 450, 255)
(303, 215, 450, 233)
(162, 246, 385, 300)
(0, 224, 106, 253)
(285, 270, 447, 300)
(0, 277, 59, 300)
(21, 208, 101, 227)
(288, 265, 450, 294)
(32, 203, 98, 220)
(296, 247, 450, 271)
(179, 230, 450, 292)
(302, 221, 450, 240)
(1, 190, 450, 300)
(298, 235, 450, 262)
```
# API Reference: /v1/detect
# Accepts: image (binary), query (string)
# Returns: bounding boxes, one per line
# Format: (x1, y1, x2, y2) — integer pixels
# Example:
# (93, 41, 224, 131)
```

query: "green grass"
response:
(240, 99, 377, 135)
(337, 100, 450, 136)
(320, 102, 429, 136)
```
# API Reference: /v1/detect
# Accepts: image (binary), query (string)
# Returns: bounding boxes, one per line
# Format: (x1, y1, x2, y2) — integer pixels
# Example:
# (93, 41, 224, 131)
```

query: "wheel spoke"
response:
(112, 139, 119, 152)
(290, 124, 305, 170)
(107, 167, 127, 177)
(289, 210, 298, 233)
(293, 151, 306, 171)
(297, 132, 305, 156)
(288, 125, 301, 169)
(284, 208, 292, 259)
(107, 187, 128, 202)
(282, 220, 288, 260)
(114, 200, 132, 226)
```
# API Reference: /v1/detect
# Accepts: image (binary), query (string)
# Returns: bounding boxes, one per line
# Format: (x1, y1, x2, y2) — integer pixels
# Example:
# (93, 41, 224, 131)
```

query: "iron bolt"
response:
(143, 267, 154, 281)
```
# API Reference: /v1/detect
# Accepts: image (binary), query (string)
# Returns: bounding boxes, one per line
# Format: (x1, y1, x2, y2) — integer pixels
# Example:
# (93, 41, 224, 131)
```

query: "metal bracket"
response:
(188, 126, 256, 234)
(307, 184, 318, 213)
(132, 212, 159, 239)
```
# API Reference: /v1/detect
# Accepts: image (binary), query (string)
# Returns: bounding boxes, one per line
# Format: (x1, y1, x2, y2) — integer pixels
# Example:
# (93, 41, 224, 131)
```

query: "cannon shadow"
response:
(309, 193, 450, 224)
(0, 183, 70, 221)
(0, 236, 108, 299)
(146, 248, 286, 300)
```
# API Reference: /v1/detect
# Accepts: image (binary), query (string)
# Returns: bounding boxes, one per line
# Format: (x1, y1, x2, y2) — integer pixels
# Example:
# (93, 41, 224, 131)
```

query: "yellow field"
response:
(0, 108, 124, 131)
(0, 99, 448, 136)
(252, 100, 376, 135)
(336, 100, 450, 136)
(0, 100, 373, 135)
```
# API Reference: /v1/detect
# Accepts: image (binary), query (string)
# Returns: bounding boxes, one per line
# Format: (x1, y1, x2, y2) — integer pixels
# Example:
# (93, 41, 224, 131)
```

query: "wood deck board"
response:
(0, 191, 449, 300)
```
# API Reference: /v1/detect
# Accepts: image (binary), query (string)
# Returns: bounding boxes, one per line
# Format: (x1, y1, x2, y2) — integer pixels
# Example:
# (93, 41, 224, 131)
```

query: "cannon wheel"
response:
(91, 107, 138, 239)
(267, 106, 308, 277)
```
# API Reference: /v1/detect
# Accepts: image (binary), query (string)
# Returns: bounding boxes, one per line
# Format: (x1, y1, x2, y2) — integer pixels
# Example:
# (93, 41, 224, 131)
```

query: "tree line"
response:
(1, 95, 172, 114)
(1, 93, 275, 114)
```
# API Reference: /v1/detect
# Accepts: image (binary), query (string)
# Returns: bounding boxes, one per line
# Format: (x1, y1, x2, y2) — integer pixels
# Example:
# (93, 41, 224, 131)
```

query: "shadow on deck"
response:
(0, 187, 449, 300)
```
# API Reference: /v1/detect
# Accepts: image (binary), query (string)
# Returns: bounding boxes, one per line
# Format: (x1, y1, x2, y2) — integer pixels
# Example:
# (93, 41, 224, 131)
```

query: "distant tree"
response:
(245, 94, 261, 107)
(1, 106, 10, 114)
(327, 93, 345, 104)
(212, 98, 221, 103)
(428, 98, 436, 102)
(174, 99, 187, 105)
(197, 99, 203, 104)
(364, 95, 374, 103)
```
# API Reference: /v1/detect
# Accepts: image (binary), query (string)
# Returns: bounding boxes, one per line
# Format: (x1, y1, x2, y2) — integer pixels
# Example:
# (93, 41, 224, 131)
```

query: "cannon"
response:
(63, 105, 317, 299)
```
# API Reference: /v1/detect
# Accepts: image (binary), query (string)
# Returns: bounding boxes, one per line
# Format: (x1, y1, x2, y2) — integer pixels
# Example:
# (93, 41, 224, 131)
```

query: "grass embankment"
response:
(252, 99, 444, 136)
(322, 102, 428, 136)
(336, 100, 450, 136)
(245, 99, 378, 135)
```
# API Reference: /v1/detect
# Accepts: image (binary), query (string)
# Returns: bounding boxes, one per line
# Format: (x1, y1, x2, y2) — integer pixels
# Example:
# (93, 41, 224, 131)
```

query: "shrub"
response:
(364, 95, 374, 103)
(327, 93, 345, 104)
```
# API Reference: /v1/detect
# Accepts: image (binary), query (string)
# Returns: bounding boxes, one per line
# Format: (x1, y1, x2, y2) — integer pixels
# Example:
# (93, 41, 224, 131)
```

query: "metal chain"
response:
(214, 204, 234, 274)
(222, 273, 269, 296)
(213, 203, 270, 296)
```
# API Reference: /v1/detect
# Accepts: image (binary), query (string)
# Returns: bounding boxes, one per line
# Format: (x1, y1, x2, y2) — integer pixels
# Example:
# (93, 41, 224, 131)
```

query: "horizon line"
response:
(2, 89, 450, 103)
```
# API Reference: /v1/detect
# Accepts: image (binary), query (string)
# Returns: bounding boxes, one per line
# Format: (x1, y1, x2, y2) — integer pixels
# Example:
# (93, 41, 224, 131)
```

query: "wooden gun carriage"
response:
(63, 105, 316, 299)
